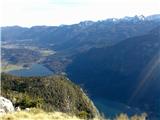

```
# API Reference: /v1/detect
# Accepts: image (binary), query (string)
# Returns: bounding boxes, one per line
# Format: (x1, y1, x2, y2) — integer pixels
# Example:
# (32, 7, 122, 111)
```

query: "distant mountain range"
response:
(2, 15, 160, 49)
(1, 14, 160, 119)
(2, 15, 160, 71)
(2, 14, 160, 51)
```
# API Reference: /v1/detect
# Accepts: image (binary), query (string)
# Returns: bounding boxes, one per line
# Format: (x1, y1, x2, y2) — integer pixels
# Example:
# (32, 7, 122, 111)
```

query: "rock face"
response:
(0, 96, 14, 114)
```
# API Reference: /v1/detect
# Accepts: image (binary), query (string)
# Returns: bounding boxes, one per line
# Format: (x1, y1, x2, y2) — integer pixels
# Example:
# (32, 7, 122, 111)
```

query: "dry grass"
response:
(0, 108, 147, 120)
(0, 108, 101, 120)
(1, 109, 79, 120)
(115, 113, 147, 120)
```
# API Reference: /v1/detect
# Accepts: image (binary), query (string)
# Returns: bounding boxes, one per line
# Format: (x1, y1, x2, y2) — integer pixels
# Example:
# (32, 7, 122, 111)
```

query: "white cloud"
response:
(1, 0, 160, 27)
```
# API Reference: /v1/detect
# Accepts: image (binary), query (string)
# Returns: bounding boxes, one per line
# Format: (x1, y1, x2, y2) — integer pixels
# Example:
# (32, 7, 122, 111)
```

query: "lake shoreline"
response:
(6, 63, 54, 77)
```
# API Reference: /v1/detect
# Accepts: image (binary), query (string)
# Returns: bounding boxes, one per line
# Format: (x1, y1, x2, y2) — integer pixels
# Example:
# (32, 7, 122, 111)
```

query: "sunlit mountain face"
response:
(1, 15, 160, 119)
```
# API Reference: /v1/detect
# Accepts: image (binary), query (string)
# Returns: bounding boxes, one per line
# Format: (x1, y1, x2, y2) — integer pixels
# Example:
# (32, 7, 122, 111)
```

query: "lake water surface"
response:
(8, 64, 53, 77)
(92, 98, 142, 118)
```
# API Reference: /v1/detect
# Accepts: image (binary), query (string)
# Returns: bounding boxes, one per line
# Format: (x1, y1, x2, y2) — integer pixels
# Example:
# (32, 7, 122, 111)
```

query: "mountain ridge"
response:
(1, 14, 160, 28)
(66, 27, 160, 119)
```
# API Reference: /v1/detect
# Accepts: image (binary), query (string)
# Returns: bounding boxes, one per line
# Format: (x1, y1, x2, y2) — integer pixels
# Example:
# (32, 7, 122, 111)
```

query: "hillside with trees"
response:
(1, 73, 100, 119)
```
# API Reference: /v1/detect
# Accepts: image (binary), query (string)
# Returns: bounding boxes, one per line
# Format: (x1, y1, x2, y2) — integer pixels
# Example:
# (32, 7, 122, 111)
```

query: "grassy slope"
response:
(1, 108, 87, 120)
(1, 108, 147, 120)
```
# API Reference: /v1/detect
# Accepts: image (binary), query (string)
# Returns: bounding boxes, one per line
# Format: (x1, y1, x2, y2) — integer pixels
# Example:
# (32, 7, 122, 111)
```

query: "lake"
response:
(8, 64, 53, 77)
(92, 98, 142, 118)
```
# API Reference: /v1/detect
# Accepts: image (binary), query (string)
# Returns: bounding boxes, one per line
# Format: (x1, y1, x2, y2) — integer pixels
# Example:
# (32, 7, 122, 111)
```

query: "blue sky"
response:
(1, 0, 160, 27)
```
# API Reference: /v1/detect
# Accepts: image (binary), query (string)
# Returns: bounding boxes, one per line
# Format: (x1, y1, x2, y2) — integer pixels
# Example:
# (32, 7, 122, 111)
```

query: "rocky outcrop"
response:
(0, 96, 14, 114)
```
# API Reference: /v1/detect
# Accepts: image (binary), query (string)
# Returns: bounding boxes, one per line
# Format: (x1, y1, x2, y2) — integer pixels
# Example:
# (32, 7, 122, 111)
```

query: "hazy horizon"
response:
(1, 14, 160, 28)
(1, 0, 160, 27)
